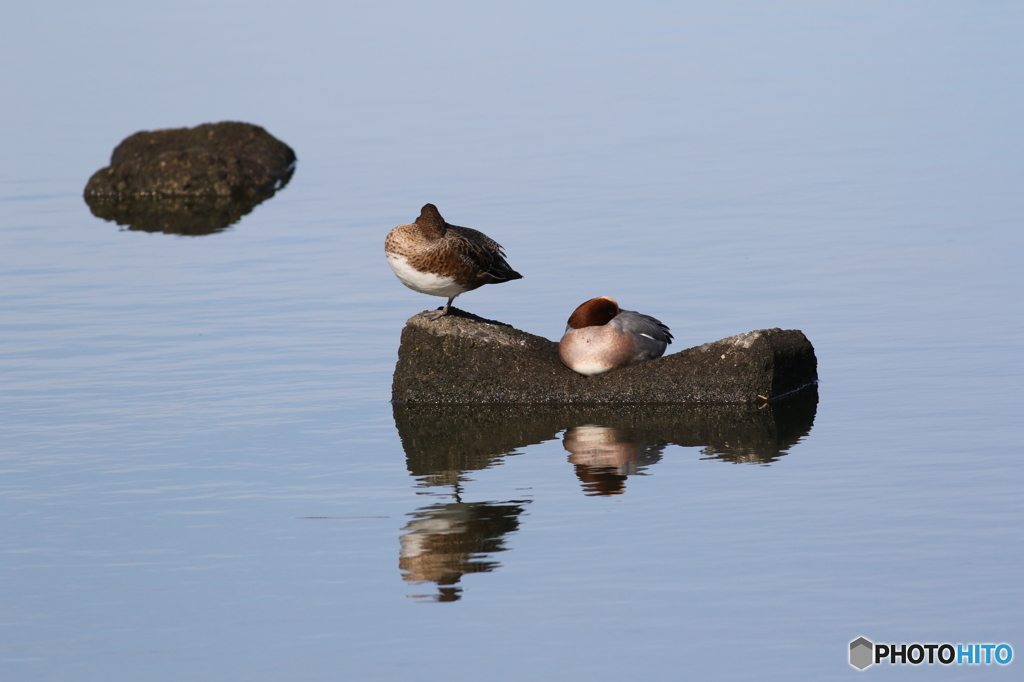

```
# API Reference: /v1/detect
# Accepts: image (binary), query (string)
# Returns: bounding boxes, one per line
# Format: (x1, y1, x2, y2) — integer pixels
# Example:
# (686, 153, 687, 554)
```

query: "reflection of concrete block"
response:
(392, 309, 817, 404)
(393, 392, 819, 487)
(849, 637, 874, 670)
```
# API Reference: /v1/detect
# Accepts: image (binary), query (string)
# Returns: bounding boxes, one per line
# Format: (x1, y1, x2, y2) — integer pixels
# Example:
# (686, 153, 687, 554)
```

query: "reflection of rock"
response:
(393, 387, 818, 485)
(392, 309, 817, 404)
(84, 121, 295, 235)
(85, 195, 269, 236)
(400, 501, 527, 602)
(393, 403, 558, 487)
(392, 392, 817, 598)
(698, 388, 819, 464)
(563, 425, 665, 496)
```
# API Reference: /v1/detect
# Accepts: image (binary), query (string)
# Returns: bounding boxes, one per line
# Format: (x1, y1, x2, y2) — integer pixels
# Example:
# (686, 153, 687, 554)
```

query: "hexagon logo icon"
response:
(850, 637, 874, 670)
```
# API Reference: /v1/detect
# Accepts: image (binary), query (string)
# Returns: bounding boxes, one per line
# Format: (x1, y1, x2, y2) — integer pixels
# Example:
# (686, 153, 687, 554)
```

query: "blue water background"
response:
(1, 2, 1022, 680)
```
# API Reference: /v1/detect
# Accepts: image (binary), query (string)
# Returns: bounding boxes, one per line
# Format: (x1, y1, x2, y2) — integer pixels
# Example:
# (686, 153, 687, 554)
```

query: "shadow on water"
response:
(83, 178, 292, 236)
(392, 387, 818, 600)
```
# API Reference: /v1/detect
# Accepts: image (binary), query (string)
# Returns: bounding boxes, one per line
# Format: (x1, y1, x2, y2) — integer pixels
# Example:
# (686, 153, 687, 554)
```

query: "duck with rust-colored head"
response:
(558, 297, 673, 376)
(385, 204, 523, 320)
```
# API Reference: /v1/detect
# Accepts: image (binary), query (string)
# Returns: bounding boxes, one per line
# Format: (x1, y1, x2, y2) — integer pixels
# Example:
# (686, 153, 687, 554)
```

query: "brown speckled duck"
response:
(385, 204, 523, 319)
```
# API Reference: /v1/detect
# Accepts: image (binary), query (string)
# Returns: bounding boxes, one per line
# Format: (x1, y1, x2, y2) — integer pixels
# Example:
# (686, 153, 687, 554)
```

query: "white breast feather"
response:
(387, 253, 467, 298)
(567, 360, 615, 377)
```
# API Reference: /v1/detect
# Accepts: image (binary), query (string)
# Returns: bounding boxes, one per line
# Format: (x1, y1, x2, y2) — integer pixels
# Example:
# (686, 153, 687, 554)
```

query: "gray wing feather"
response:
(613, 310, 673, 361)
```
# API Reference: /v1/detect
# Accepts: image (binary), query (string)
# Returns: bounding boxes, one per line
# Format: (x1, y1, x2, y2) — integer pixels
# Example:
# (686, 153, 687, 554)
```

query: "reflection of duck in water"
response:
(558, 297, 672, 376)
(399, 500, 527, 602)
(563, 425, 665, 496)
(385, 204, 523, 320)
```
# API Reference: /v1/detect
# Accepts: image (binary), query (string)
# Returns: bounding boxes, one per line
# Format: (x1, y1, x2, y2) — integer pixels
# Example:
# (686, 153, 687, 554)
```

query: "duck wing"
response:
(613, 310, 673, 361)
(446, 225, 523, 283)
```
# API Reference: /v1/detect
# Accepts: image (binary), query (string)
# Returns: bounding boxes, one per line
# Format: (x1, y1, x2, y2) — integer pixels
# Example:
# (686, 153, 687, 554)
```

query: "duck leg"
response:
(421, 296, 456, 321)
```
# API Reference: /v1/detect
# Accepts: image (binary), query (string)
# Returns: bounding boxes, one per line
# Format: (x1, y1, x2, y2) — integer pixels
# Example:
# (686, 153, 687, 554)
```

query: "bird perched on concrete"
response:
(385, 204, 523, 319)
(558, 296, 672, 376)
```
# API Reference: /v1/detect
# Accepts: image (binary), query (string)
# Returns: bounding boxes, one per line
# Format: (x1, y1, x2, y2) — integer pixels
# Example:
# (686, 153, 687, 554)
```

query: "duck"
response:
(558, 296, 672, 376)
(385, 204, 523, 320)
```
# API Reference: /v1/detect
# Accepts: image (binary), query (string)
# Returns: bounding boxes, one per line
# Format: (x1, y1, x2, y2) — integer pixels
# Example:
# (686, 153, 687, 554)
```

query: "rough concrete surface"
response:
(83, 122, 295, 235)
(84, 121, 295, 198)
(392, 308, 818, 404)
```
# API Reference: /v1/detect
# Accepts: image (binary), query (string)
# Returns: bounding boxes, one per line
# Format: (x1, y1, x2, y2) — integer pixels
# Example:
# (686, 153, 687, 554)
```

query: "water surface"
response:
(1, 2, 1022, 680)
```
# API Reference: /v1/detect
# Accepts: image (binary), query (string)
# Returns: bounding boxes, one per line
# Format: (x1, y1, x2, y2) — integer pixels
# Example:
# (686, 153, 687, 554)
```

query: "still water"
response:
(1, 1, 1022, 680)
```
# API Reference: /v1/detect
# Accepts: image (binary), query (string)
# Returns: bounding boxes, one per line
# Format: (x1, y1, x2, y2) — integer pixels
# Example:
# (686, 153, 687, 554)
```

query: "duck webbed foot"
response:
(420, 297, 455, 321)
(421, 307, 448, 321)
